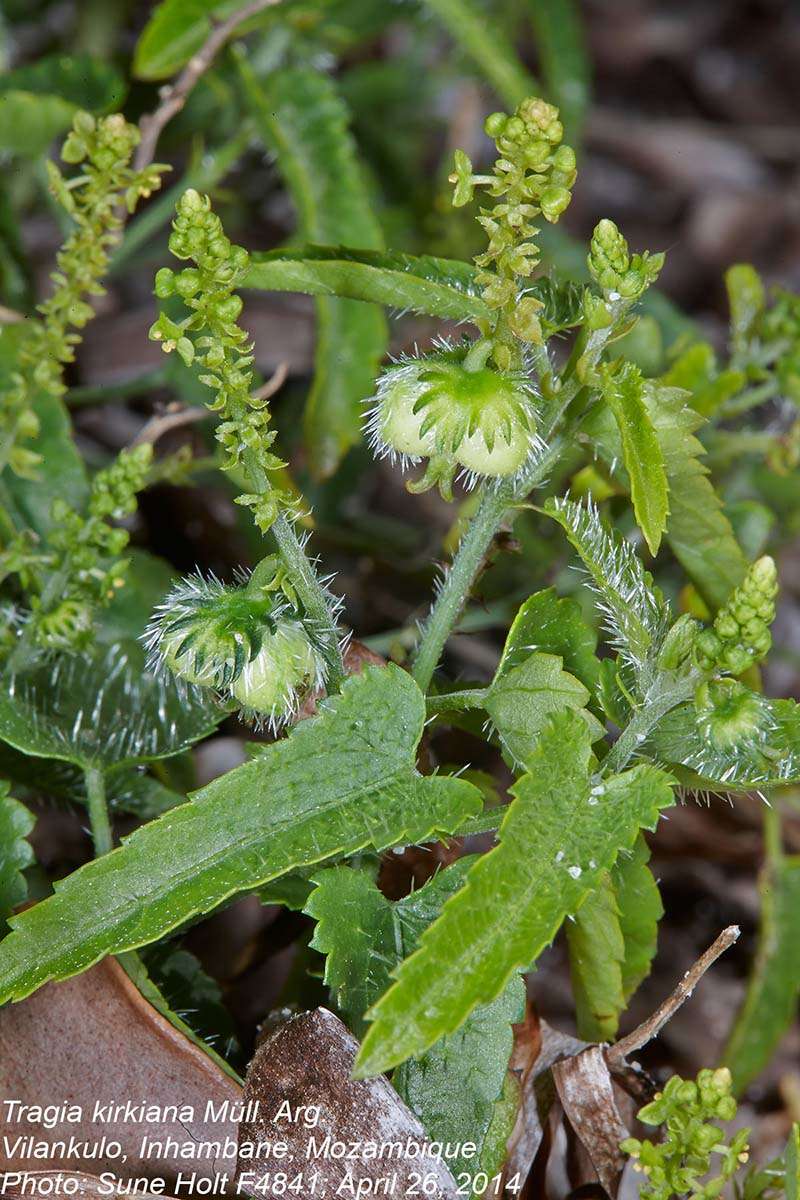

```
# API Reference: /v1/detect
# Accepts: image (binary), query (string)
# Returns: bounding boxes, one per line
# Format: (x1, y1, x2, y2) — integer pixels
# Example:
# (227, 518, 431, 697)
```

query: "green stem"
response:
(411, 436, 563, 692)
(84, 765, 112, 856)
(271, 513, 345, 693)
(602, 677, 696, 776)
(426, 687, 488, 716)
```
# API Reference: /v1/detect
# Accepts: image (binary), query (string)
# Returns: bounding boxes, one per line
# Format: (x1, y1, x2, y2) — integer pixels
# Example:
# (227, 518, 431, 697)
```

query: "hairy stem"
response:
(84, 765, 112, 856)
(411, 437, 562, 692)
(271, 512, 344, 692)
(603, 676, 697, 776)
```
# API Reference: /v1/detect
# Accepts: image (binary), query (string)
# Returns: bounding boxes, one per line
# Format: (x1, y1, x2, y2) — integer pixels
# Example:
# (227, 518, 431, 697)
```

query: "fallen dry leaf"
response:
(0, 957, 240, 1185)
(553, 1046, 629, 1197)
(236, 1008, 459, 1199)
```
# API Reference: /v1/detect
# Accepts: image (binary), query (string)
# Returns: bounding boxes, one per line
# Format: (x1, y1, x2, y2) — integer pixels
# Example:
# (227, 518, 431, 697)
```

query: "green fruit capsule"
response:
(231, 624, 320, 719)
(367, 342, 539, 499)
(145, 571, 329, 726)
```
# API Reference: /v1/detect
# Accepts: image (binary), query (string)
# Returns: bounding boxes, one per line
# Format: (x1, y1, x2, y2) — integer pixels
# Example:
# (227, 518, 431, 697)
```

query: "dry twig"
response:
(607, 925, 740, 1065)
(134, 0, 281, 173)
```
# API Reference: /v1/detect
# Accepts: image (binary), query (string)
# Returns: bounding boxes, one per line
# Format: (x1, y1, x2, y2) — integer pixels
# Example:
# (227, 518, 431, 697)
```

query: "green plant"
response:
(0, 2, 799, 1189)
(621, 1068, 750, 1200)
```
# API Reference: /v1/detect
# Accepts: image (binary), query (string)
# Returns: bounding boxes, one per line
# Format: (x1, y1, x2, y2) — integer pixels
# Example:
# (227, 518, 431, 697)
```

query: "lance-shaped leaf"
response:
(614, 833, 662, 1004)
(724, 850, 800, 1093)
(566, 873, 625, 1042)
(543, 496, 669, 676)
(356, 710, 675, 1076)
(0, 784, 34, 933)
(0, 666, 480, 1004)
(240, 60, 387, 477)
(584, 384, 747, 609)
(244, 246, 489, 323)
(0, 641, 222, 770)
(307, 860, 523, 1181)
(497, 589, 600, 695)
(567, 833, 662, 1041)
(645, 696, 800, 790)
(485, 651, 602, 768)
(600, 363, 668, 556)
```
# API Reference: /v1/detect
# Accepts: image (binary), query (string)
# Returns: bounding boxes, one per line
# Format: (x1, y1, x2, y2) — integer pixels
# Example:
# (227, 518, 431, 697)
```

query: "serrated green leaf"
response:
(724, 852, 800, 1093)
(307, 859, 523, 1180)
(485, 650, 601, 768)
(240, 61, 387, 477)
(307, 865, 395, 1038)
(614, 833, 662, 1003)
(0, 784, 34, 933)
(356, 710, 675, 1076)
(526, 0, 590, 142)
(244, 245, 489, 322)
(645, 697, 800, 790)
(498, 588, 600, 694)
(566, 871, 625, 1041)
(584, 384, 747, 609)
(0, 666, 480, 1004)
(424, 0, 538, 107)
(0, 641, 222, 770)
(601, 363, 668, 555)
(543, 496, 669, 676)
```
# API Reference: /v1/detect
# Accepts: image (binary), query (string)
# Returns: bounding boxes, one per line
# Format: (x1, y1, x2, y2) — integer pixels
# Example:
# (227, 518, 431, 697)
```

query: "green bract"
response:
(366, 343, 539, 499)
(145, 569, 328, 727)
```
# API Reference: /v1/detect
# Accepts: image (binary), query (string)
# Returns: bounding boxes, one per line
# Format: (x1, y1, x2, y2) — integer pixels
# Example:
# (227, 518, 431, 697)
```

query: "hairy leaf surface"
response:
(356, 710, 675, 1076)
(0, 666, 480, 1003)
(0, 642, 222, 770)
(646, 697, 800, 789)
(543, 496, 669, 675)
(497, 589, 600, 694)
(240, 61, 387, 476)
(485, 651, 601, 767)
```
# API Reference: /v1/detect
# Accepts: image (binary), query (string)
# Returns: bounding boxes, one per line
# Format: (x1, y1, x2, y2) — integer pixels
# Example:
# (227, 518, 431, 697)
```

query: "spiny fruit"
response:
(145, 568, 328, 727)
(366, 341, 539, 500)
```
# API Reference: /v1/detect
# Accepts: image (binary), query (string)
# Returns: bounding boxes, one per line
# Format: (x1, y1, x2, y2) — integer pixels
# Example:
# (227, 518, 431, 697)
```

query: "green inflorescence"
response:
(621, 1068, 750, 1200)
(450, 97, 577, 369)
(694, 556, 778, 676)
(150, 189, 286, 533)
(0, 444, 153, 656)
(1, 112, 166, 479)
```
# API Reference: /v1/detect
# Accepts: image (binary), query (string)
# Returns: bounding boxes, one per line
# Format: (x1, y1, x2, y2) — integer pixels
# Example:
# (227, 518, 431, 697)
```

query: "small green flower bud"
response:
(540, 184, 572, 222)
(154, 267, 176, 299)
(484, 112, 507, 138)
